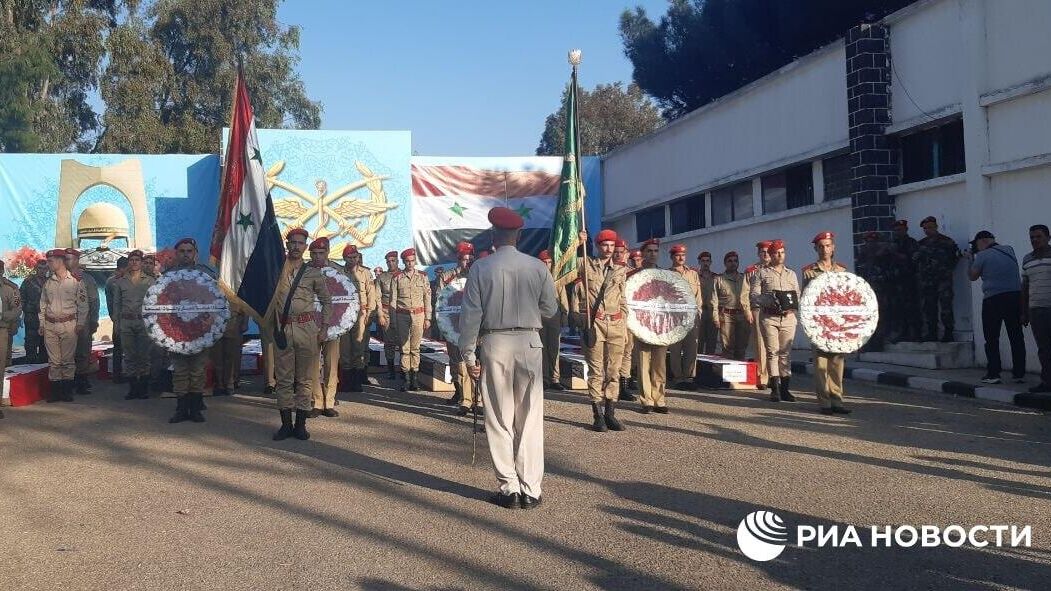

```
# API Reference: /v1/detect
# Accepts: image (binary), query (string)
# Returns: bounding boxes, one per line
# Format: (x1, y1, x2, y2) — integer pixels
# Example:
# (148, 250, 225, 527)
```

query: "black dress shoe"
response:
(489, 492, 521, 509)
(819, 408, 835, 415)
(831, 406, 852, 415)
(456, 406, 469, 416)
(548, 382, 565, 391)
(639, 405, 652, 414)
(653, 406, 669, 414)
(321, 409, 339, 418)
(520, 495, 542, 510)
(308, 409, 321, 418)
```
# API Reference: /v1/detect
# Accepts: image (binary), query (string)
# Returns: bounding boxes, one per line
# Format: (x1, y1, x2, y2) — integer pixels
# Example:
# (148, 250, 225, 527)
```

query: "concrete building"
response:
(601, 0, 1051, 371)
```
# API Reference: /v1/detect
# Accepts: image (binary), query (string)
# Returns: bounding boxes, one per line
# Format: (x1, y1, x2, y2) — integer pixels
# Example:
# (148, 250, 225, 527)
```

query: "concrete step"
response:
(860, 341, 974, 369)
(859, 351, 940, 369)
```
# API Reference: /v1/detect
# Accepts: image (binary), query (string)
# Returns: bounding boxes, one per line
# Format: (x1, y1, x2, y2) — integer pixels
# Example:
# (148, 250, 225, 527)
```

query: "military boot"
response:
(137, 376, 151, 399)
(387, 363, 396, 380)
(399, 370, 410, 392)
(619, 378, 637, 402)
(188, 393, 205, 422)
(293, 410, 310, 440)
(125, 378, 138, 400)
(169, 396, 190, 423)
(604, 399, 625, 431)
(60, 380, 75, 402)
(767, 377, 781, 402)
(591, 402, 608, 432)
(74, 374, 92, 395)
(46, 380, 60, 403)
(351, 369, 365, 393)
(941, 328, 954, 343)
(447, 382, 463, 406)
(273, 410, 294, 440)
(779, 377, 796, 402)
(410, 370, 421, 391)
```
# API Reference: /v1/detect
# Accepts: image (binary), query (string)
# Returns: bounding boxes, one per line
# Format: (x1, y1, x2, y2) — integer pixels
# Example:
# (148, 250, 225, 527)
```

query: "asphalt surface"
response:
(2, 373, 1050, 590)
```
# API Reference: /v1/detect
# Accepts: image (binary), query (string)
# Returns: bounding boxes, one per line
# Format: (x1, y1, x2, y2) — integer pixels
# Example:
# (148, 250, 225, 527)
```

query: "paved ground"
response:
(2, 373, 1050, 590)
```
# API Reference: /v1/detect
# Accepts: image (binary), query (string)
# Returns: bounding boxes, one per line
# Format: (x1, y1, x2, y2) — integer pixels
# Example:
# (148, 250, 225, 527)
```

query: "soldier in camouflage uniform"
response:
(19, 260, 48, 363)
(856, 231, 896, 350)
(914, 216, 961, 342)
(891, 219, 920, 341)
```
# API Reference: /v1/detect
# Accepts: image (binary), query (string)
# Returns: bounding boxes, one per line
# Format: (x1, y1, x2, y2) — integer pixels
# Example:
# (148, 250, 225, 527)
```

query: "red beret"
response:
(309, 237, 330, 251)
(488, 207, 524, 230)
(400, 248, 416, 260)
(893, 219, 908, 228)
(864, 231, 879, 241)
(342, 244, 359, 258)
(630, 250, 641, 258)
(697, 251, 712, 259)
(385, 250, 398, 259)
(538, 250, 552, 262)
(285, 228, 309, 241)
(456, 241, 474, 255)
(920, 216, 937, 227)
(724, 251, 738, 260)
(669, 243, 687, 255)
(614, 239, 627, 248)
(641, 238, 661, 248)
(757, 240, 773, 249)
(595, 229, 618, 244)
(128, 249, 144, 259)
(767, 240, 785, 254)
(373, 267, 383, 274)
(812, 231, 835, 243)
(64, 248, 81, 257)
(478, 250, 490, 259)
(46, 249, 67, 258)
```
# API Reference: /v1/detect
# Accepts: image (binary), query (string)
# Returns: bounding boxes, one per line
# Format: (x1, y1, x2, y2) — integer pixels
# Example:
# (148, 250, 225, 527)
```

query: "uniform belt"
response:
(719, 307, 742, 314)
(480, 327, 537, 335)
(396, 307, 425, 315)
(763, 309, 795, 317)
(592, 312, 624, 321)
(45, 313, 76, 323)
(280, 311, 316, 324)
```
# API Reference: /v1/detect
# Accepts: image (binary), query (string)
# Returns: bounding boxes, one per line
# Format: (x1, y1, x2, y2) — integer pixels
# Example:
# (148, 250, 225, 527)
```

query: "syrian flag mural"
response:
(411, 156, 564, 265)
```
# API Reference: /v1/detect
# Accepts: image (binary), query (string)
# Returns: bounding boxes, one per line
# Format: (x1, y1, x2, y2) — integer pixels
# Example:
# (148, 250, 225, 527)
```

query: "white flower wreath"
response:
(625, 269, 698, 346)
(435, 277, 466, 343)
(313, 266, 360, 341)
(142, 268, 230, 355)
(800, 271, 879, 354)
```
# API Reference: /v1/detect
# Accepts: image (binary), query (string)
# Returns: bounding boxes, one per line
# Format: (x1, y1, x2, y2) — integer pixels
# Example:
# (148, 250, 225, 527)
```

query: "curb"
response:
(790, 361, 1051, 411)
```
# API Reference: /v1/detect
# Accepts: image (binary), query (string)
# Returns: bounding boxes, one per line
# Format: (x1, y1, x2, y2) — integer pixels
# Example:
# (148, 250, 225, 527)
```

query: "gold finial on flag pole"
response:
(568, 49, 582, 67)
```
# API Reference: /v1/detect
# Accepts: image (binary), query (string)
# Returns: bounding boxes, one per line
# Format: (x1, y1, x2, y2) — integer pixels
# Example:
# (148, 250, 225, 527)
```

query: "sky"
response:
(278, 0, 670, 156)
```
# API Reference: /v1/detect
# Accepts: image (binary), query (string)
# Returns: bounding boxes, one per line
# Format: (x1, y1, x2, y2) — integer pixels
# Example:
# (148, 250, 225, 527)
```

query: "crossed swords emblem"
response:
(265, 160, 398, 245)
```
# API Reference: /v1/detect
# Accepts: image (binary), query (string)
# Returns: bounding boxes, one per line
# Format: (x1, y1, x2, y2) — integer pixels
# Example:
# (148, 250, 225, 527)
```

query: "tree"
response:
(537, 82, 663, 156)
(620, 0, 916, 119)
(98, 0, 321, 153)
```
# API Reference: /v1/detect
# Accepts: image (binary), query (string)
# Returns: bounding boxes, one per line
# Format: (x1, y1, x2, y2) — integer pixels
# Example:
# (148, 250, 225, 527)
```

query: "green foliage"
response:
(537, 82, 663, 156)
(0, 0, 320, 154)
(620, 0, 915, 119)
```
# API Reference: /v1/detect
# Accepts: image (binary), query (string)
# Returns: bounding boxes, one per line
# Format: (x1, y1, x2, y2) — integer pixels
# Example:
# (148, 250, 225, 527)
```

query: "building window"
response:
(762, 163, 813, 213)
(822, 153, 852, 200)
(900, 118, 965, 184)
(711, 181, 753, 225)
(635, 206, 666, 242)
(669, 193, 705, 234)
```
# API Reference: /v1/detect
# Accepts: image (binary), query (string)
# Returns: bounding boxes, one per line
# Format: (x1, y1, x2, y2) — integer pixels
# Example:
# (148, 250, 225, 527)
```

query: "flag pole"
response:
(568, 49, 591, 339)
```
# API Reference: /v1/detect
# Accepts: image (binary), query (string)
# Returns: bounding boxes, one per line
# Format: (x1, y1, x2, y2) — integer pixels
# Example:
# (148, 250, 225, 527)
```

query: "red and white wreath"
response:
(800, 271, 879, 353)
(313, 265, 360, 341)
(435, 277, 466, 344)
(143, 269, 230, 355)
(625, 269, 698, 346)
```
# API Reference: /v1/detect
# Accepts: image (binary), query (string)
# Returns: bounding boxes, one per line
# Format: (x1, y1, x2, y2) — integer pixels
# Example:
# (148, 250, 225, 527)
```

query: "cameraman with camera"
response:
(966, 230, 1026, 384)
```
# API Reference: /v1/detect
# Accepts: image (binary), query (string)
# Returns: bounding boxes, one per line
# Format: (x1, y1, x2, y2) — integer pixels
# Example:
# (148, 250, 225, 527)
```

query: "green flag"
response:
(549, 66, 585, 293)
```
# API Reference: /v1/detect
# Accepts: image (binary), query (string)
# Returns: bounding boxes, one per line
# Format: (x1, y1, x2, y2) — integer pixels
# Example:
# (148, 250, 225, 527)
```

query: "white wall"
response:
(984, 0, 1051, 93)
(602, 43, 848, 218)
(987, 91, 1051, 165)
(888, 0, 963, 125)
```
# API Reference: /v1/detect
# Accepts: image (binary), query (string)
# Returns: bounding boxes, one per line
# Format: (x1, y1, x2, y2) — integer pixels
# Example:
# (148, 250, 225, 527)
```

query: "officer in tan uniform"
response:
(112, 249, 156, 399)
(750, 239, 800, 402)
(803, 231, 853, 415)
(459, 207, 557, 510)
(437, 241, 475, 413)
(271, 228, 331, 441)
(340, 244, 377, 394)
(306, 237, 342, 417)
(385, 248, 431, 392)
(667, 243, 702, 390)
(696, 251, 719, 355)
(538, 250, 568, 391)
(66, 248, 99, 395)
(166, 238, 217, 423)
(211, 301, 246, 397)
(0, 260, 22, 413)
(40, 249, 88, 403)
(713, 251, 749, 360)
(614, 240, 638, 401)
(634, 238, 670, 414)
(573, 229, 628, 432)
(742, 241, 773, 390)
(375, 250, 400, 379)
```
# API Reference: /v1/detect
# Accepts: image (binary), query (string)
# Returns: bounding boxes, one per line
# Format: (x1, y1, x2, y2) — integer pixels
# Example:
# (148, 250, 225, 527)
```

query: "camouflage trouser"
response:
(893, 279, 921, 339)
(919, 277, 954, 336)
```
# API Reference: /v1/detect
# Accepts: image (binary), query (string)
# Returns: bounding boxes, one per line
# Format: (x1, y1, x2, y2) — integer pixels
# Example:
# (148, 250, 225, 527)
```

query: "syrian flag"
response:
(411, 156, 562, 265)
(209, 72, 285, 321)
